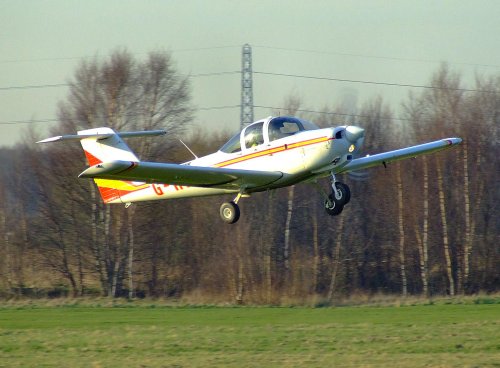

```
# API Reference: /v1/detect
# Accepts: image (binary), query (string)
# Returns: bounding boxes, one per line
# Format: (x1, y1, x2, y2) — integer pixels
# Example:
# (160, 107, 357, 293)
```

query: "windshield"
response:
(243, 122, 264, 149)
(219, 132, 241, 153)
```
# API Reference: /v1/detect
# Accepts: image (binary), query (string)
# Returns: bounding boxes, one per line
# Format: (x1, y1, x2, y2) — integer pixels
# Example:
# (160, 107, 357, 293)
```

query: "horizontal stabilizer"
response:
(37, 129, 166, 143)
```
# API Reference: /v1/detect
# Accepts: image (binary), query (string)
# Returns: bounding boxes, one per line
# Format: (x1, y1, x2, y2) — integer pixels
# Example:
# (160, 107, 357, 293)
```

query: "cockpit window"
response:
(301, 119, 319, 131)
(220, 117, 319, 153)
(269, 117, 316, 142)
(220, 132, 241, 153)
(244, 122, 264, 149)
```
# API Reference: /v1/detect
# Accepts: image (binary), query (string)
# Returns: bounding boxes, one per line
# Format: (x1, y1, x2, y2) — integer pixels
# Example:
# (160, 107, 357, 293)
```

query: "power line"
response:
(0, 56, 83, 64)
(0, 71, 240, 92)
(0, 106, 241, 125)
(197, 105, 240, 111)
(0, 103, 466, 126)
(0, 83, 68, 91)
(170, 45, 240, 53)
(3, 44, 498, 70)
(254, 105, 498, 124)
(253, 45, 500, 69)
(0, 46, 241, 64)
(189, 71, 239, 78)
(253, 71, 497, 94)
(0, 118, 58, 125)
(254, 105, 401, 121)
(3, 69, 496, 94)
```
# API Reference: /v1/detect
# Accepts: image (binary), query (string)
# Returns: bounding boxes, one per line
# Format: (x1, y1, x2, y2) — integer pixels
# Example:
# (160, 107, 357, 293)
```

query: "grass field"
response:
(0, 302, 499, 367)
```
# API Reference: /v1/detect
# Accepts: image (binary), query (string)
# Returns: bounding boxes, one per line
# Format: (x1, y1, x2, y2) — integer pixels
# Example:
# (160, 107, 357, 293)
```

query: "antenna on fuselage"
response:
(178, 139, 198, 160)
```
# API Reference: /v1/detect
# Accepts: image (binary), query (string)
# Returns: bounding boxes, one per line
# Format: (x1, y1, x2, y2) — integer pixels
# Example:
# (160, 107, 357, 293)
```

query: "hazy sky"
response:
(1, 0, 499, 146)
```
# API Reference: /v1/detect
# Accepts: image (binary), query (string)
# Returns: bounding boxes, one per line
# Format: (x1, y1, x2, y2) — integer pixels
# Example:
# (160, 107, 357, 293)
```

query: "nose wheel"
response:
(324, 174, 351, 216)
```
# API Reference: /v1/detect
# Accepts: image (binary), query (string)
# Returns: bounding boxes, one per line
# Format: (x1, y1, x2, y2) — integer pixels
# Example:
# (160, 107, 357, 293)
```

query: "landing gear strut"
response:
(324, 174, 350, 216)
(220, 192, 244, 224)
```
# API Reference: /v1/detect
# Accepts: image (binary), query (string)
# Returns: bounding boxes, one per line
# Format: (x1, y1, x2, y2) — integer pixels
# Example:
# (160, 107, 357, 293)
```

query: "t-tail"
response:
(37, 127, 166, 203)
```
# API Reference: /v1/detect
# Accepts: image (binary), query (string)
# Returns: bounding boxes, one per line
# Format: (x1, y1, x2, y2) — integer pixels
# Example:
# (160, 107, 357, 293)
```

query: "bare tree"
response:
(402, 95, 430, 296)
(41, 49, 193, 297)
(4, 60, 499, 301)
(396, 162, 408, 297)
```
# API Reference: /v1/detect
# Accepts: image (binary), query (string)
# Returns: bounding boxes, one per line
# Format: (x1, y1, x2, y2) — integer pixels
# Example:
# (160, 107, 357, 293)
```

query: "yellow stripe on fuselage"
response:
(214, 136, 332, 168)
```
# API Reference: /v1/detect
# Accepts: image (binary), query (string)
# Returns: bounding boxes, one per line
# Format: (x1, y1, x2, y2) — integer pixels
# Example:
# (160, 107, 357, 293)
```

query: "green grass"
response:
(0, 304, 499, 367)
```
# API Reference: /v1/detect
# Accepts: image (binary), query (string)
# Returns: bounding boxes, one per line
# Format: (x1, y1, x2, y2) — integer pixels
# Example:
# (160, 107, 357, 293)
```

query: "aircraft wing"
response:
(338, 138, 462, 173)
(79, 160, 283, 189)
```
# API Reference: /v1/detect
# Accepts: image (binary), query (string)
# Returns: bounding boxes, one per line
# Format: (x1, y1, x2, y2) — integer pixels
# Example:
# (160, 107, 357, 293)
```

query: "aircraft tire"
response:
(335, 182, 351, 205)
(220, 201, 240, 224)
(324, 194, 344, 216)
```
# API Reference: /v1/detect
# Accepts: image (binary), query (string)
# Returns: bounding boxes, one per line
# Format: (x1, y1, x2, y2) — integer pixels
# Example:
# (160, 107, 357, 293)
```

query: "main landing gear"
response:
(324, 174, 351, 216)
(220, 192, 245, 224)
(219, 174, 351, 224)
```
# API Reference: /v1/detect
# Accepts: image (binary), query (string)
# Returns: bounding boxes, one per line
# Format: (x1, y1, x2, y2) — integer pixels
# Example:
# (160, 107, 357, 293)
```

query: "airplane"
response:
(38, 116, 462, 224)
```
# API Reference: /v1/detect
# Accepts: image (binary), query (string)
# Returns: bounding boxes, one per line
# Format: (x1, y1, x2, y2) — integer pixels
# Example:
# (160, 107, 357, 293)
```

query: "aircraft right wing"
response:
(337, 138, 462, 173)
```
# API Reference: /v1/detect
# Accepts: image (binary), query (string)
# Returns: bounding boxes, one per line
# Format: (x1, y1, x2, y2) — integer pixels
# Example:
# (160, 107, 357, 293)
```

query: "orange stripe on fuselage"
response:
(214, 136, 333, 168)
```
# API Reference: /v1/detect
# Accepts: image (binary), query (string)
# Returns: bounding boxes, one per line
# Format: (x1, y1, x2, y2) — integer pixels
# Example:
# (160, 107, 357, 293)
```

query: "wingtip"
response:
(36, 136, 62, 144)
(447, 137, 462, 145)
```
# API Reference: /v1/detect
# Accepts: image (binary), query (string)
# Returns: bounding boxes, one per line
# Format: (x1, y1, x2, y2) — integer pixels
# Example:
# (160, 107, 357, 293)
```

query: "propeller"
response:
(345, 126, 371, 181)
(345, 126, 365, 144)
(345, 126, 365, 156)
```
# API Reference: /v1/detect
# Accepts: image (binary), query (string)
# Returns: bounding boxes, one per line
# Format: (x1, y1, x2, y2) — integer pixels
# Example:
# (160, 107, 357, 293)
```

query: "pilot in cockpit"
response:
(246, 130, 263, 147)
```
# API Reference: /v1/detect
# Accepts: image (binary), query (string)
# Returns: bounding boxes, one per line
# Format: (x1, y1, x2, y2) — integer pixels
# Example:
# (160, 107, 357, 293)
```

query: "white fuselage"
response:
(114, 125, 352, 204)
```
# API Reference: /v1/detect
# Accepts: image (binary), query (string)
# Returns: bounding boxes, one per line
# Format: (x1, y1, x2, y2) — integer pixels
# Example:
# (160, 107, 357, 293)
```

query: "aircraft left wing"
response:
(338, 138, 462, 173)
(79, 160, 283, 189)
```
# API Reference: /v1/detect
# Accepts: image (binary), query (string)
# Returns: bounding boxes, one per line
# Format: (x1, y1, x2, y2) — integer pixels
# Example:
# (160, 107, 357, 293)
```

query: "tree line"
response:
(0, 50, 498, 303)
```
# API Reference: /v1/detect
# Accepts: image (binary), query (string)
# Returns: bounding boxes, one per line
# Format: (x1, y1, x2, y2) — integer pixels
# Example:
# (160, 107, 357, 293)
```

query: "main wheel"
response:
(220, 201, 240, 224)
(335, 182, 351, 205)
(324, 194, 344, 216)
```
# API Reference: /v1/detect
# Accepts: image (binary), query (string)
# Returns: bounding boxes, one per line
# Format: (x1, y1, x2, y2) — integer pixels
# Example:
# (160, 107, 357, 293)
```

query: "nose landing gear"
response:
(324, 174, 351, 216)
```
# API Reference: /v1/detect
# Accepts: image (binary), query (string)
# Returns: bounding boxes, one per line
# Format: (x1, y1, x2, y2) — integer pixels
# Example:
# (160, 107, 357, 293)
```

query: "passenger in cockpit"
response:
(269, 120, 287, 141)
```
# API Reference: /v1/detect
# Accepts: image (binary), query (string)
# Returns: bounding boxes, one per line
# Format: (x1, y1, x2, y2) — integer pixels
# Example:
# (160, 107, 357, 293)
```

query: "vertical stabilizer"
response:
(78, 128, 139, 203)
(78, 128, 139, 165)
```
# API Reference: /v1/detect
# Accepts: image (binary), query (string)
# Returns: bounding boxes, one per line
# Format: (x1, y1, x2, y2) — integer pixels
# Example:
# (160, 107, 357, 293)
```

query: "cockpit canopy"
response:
(220, 116, 318, 153)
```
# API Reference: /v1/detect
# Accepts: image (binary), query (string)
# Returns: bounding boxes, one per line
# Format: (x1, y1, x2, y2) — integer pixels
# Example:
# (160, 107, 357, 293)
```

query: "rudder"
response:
(78, 128, 140, 204)
(78, 127, 139, 165)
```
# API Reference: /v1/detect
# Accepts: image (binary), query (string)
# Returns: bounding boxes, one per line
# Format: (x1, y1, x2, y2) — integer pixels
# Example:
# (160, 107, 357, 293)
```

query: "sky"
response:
(1, 0, 500, 146)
